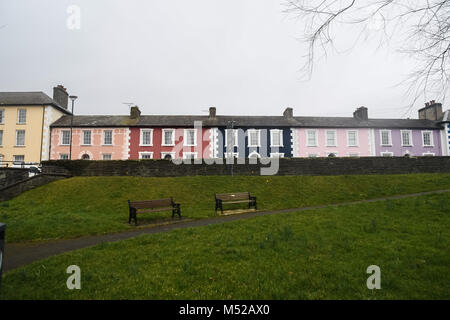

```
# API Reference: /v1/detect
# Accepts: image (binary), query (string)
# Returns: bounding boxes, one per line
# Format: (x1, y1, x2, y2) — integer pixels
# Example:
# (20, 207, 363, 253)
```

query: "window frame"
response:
(59, 154, 69, 160)
(422, 130, 434, 147)
(103, 130, 114, 146)
(13, 155, 25, 164)
(400, 130, 413, 147)
(347, 130, 359, 147)
(82, 130, 92, 145)
(61, 130, 71, 146)
(380, 151, 394, 157)
(15, 129, 25, 146)
(247, 129, 261, 147)
(380, 130, 392, 146)
(162, 129, 175, 146)
(325, 130, 337, 147)
(139, 129, 153, 146)
(17, 109, 27, 124)
(306, 130, 318, 147)
(270, 152, 285, 158)
(0, 130, 3, 147)
(183, 152, 198, 159)
(0, 109, 4, 124)
(270, 129, 284, 147)
(225, 129, 239, 147)
(183, 129, 197, 147)
(139, 152, 154, 159)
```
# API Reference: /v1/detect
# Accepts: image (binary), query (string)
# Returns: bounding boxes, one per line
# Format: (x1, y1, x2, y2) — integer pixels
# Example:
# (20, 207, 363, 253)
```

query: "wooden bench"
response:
(214, 192, 257, 214)
(128, 198, 181, 225)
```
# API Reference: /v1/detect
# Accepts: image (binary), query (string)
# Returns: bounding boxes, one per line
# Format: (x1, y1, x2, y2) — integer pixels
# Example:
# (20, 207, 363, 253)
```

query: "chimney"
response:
(418, 100, 442, 120)
(130, 106, 141, 119)
(353, 106, 368, 121)
(209, 107, 216, 118)
(283, 107, 293, 118)
(53, 85, 69, 109)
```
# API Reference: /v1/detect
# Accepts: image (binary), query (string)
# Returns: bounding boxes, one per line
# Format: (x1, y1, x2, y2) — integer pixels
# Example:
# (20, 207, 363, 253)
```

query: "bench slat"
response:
(215, 192, 250, 201)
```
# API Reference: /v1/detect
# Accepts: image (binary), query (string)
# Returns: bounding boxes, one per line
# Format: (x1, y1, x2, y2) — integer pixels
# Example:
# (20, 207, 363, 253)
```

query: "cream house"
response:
(0, 85, 72, 165)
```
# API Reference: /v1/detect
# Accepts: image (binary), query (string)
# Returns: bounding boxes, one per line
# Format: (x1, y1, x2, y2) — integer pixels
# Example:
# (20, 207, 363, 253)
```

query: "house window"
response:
(184, 129, 196, 146)
(139, 152, 154, 159)
(270, 152, 284, 158)
(16, 130, 25, 146)
(161, 152, 175, 160)
(401, 130, 412, 146)
(83, 130, 92, 145)
(422, 131, 433, 147)
(61, 130, 71, 145)
(183, 152, 197, 159)
(13, 155, 25, 164)
(225, 129, 238, 147)
(381, 152, 393, 157)
(348, 153, 360, 157)
(308, 153, 318, 158)
(0, 154, 3, 165)
(0, 109, 4, 124)
(307, 130, 317, 146)
(224, 152, 239, 159)
(422, 152, 435, 156)
(102, 154, 112, 160)
(162, 129, 175, 146)
(248, 130, 260, 147)
(140, 129, 153, 146)
(326, 130, 337, 147)
(347, 130, 358, 146)
(104, 130, 113, 145)
(17, 109, 27, 124)
(81, 154, 90, 160)
(59, 154, 69, 160)
(0, 130, 3, 146)
(380, 130, 392, 146)
(270, 129, 283, 147)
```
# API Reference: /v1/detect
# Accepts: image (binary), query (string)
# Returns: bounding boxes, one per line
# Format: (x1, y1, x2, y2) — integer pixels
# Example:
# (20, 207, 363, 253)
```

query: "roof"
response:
(50, 114, 443, 129)
(0, 92, 72, 114)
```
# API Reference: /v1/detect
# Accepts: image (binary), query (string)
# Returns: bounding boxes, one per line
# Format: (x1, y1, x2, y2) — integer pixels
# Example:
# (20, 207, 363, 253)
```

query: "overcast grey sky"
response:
(0, 0, 437, 118)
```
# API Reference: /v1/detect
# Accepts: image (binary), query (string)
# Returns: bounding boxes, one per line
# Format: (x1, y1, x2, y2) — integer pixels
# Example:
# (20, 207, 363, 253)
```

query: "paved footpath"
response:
(4, 188, 450, 272)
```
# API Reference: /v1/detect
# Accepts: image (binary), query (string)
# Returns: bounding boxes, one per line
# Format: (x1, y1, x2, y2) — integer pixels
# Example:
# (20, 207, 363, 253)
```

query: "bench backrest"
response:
(215, 192, 250, 201)
(129, 198, 173, 209)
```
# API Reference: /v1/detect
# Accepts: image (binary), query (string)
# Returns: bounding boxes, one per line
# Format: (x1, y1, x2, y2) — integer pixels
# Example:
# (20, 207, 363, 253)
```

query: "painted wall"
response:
(50, 127, 130, 160)
(373, 129, 442, 156)
(214, 127, 292, 158)
(41, 106, 66, 161)
(0, 106, 45, 163)
(293, 128, 371, 157)
(128, 127, 212, 159)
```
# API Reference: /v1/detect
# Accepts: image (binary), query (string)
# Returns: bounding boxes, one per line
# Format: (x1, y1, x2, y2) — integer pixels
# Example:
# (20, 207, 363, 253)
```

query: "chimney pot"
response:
(53, 85, 69, 109)
(283, 107, 293, 118)
(209, 107, 216, 118)
(130, 106, 141, 119)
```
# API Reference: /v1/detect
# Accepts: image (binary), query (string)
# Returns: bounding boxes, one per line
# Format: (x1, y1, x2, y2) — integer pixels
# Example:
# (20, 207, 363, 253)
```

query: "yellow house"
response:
(0, 86, 72, 165)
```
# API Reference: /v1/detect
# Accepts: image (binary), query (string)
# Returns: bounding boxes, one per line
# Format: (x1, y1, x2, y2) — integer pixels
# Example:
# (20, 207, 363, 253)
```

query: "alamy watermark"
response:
(366, 265, 381, 290)
(66, 265, 81, 290)
(67, 5, 81, 30)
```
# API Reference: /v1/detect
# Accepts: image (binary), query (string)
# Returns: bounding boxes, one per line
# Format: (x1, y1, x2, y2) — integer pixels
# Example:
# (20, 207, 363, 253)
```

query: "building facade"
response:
(0, 86, 71, 165)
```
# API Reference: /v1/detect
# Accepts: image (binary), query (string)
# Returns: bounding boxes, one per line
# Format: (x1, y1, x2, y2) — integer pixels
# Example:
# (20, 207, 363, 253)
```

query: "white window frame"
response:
(306, 130, 318, 147)
(139, 129, 153, 146)
(422, 130, 434, 147)
(102, 153, 112, 160)
(184, 129, 197, 147)
(347, 130, 359, 147)
(248, 151, 261, 159)
(162, 129, 175, 146)
(422, 152, 435, 156)
(15, 130, 25, 146)
(325, 130, 337, 147)
(308, 153, 319, 158)
(161, 152, 176, 159)
(139, 152, 154, 159)
(0, 130, 3, 146)
(225, 129, 239, 147)
(59, 154, 69, 160)
(183, 152, 198, 159)
(247, 129, 261, 147)
(13, 155, 25, 164)
(270, 152, 284, 158)
(270, 129, 283, 147)
(224, 152, 239, 159)
(0, 109, 4, 124)
(380, 151, 394, 157)
(348, 153, 360, 157)
(61, 130, 71, 146)
(17, 109, 27, 124)
(380, 130, 392, 146)
(82, 130, 92, 145)
(103, 130, 114, 146)
(400, 130, 413, 147)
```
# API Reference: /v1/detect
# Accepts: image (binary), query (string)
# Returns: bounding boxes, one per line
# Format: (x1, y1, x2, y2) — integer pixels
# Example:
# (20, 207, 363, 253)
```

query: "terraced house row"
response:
(1, 85, 450, 165)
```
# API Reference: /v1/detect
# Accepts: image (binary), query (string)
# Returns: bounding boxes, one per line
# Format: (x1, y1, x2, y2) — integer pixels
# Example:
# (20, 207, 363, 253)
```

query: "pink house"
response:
(50, 127, 129, 160)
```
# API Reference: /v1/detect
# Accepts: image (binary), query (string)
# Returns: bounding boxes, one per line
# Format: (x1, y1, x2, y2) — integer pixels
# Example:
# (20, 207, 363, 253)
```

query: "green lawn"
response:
(1, 192, 449, 299)
(1, 174, 450, 243)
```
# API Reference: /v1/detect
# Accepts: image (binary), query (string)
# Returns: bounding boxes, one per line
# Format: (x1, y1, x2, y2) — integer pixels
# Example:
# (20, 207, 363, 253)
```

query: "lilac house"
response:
(373, 102, 444, 157)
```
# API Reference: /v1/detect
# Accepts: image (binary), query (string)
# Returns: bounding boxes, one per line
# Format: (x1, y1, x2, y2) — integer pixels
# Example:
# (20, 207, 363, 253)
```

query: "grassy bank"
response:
(1, 173, 450, 243)
(1, 192, 449, 299)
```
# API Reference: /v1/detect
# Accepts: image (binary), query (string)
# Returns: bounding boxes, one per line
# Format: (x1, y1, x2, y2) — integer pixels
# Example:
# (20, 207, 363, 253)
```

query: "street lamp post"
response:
(69, 96, 77, 160)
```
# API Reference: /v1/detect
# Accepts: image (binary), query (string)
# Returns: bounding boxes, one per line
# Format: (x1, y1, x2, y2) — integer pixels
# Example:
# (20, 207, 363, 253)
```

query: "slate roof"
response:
(50, 114, 442, 129)
(0, 92, 72, 114)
